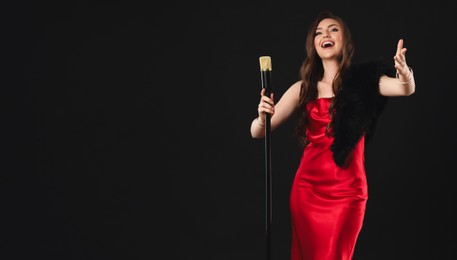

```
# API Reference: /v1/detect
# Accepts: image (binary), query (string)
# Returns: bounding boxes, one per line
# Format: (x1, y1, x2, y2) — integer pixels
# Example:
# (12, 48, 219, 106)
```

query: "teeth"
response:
(322, 42, 334, 47)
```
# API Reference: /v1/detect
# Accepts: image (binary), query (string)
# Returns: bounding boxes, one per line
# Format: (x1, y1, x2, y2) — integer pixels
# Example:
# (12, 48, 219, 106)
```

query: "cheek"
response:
(335, 34, 343, 42)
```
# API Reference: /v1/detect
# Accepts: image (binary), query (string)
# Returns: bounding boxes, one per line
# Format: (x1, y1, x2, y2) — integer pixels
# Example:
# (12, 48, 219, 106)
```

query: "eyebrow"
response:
(316, 24, 340, 30)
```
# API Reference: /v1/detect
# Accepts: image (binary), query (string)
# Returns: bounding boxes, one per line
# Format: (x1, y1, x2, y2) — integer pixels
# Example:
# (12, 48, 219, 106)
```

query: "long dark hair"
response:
(294, 10, 354, 146)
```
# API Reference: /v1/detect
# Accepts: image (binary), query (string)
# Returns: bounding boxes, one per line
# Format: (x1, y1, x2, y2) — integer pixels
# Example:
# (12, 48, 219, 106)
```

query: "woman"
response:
(250, 11, 415, 260)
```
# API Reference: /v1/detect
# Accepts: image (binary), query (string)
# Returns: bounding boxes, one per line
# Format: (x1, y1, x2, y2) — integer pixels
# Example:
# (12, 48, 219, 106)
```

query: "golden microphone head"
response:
(259, 56, 272, 71)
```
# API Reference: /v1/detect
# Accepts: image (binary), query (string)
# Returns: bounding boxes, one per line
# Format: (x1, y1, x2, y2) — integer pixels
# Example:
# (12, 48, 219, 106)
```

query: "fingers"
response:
(259, 88, 274, 103)
(260, 88, 274, 98)
(394, 39, 407, 61)
(394, 52, 407, 69)
(394, 39, 408, 74)
(396, 39, 403, 56)
(258, 88, 275, 115)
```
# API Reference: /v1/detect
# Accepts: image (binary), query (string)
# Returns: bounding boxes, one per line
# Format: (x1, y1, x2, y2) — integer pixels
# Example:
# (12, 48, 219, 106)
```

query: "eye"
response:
(314, 31, 322, 36)
(330, 27, 339, 32)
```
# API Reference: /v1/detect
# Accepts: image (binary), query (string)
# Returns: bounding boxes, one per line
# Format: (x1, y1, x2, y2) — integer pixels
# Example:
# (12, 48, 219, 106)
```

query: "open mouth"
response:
(321, 41, 334, 48)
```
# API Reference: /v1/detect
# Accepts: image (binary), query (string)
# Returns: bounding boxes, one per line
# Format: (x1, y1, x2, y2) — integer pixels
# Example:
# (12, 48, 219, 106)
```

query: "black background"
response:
(2, 0, 456, 259)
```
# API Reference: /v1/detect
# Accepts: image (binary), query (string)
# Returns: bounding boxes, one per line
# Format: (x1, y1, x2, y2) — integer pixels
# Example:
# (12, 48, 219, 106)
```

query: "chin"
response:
(320, 54, 338, 60)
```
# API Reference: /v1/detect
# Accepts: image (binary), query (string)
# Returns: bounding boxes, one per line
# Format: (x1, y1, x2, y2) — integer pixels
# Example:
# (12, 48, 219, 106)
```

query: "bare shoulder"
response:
(284, 80, 302, 96)
(272, 80, 302, 126)
(276, 80, 302, 107)
(290, 80, 302, 90)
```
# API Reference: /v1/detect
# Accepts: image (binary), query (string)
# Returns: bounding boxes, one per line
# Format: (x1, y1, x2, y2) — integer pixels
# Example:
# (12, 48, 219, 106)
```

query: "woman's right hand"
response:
(257, 88, 275, 125)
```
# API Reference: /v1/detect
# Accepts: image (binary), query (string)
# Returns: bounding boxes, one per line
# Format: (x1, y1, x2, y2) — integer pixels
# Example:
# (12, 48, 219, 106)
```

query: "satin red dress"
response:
(289, 97, 367, 260)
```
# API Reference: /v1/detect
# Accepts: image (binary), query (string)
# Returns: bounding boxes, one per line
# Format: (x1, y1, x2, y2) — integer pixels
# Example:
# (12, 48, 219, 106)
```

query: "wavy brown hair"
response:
(295, 10, 354, 147)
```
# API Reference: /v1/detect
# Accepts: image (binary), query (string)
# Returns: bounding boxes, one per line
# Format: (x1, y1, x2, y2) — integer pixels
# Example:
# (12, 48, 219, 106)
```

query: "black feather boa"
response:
(330, 60, 396, 167)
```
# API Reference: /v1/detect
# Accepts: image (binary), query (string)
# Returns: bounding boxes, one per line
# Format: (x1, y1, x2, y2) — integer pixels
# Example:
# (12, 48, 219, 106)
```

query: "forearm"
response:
(379, 73, 416, 96)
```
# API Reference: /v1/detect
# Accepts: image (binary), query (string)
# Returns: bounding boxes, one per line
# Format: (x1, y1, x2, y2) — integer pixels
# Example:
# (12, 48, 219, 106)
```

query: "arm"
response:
(250, 81, 301, 138)
(379, 39, 416, 97)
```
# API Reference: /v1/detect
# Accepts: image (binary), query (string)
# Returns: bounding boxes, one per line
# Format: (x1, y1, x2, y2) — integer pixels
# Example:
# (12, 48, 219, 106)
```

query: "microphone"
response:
(259, 55, 273, 260)
(259, 56, 273, 97)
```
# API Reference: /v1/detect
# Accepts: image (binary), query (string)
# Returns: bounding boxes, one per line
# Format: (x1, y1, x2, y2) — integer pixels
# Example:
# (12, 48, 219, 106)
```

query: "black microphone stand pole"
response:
(259, 57, 272, 260)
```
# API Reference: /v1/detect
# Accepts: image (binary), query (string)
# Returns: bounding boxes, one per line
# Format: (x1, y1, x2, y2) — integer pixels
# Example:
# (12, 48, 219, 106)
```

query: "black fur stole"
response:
(330, 60, 396, 167)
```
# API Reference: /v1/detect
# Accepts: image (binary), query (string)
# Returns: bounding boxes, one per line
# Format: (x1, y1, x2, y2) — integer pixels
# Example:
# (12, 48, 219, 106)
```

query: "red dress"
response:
(289, 97, 367, 260)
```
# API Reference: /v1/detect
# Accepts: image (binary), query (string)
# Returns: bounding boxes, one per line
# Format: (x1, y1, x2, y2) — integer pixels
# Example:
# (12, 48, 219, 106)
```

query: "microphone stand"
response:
(259, 58, 272, 260)
(264, 110, 272, 260)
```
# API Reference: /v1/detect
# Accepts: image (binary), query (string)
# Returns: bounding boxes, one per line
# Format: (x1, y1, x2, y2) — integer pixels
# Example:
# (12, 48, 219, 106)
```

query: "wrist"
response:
(396, 67, 414, 85)
(257, 117, 265, 127)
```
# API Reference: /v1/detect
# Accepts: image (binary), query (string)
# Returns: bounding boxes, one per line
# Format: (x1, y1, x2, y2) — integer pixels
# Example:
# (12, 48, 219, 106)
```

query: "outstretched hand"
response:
(394, 39, 411, 78)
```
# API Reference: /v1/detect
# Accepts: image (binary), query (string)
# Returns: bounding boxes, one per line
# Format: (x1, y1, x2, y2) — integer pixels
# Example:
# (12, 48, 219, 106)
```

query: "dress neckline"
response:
(316, 96, 334, 100)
